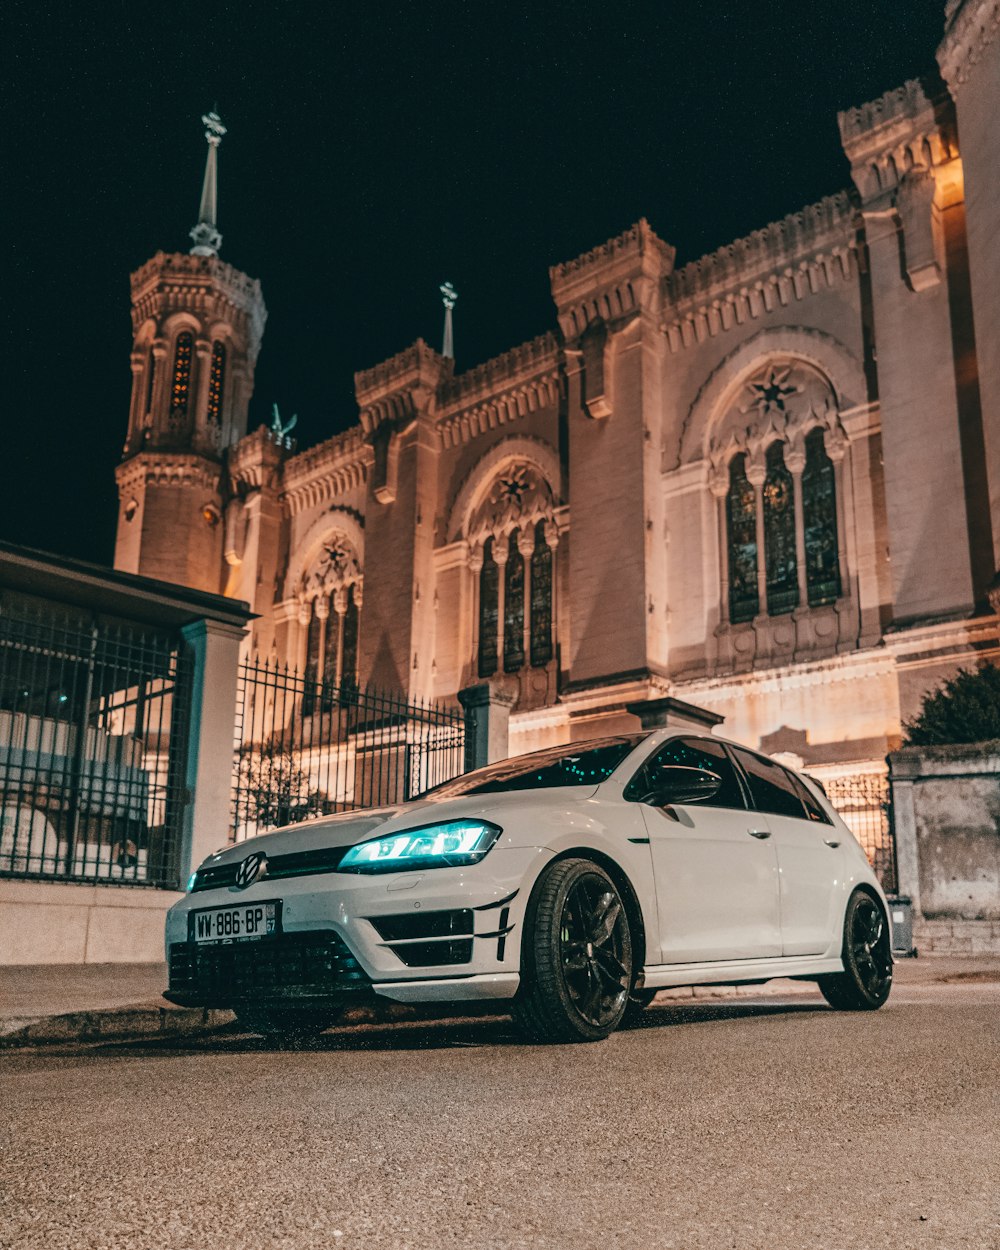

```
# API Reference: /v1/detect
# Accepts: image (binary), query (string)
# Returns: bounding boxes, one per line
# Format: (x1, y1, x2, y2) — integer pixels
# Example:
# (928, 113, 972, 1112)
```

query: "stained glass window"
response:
(207, 341, 226, 424)
(763, 441, 799, 615)
(803, 428, 841, 606)
(726, 454, 759, 624)
(504, 530, 525, 673)
(342, 586, 360, 694)
(478, 538, 499, 679)
(530, 520, 553, 667)
(170, 332, 193, 420)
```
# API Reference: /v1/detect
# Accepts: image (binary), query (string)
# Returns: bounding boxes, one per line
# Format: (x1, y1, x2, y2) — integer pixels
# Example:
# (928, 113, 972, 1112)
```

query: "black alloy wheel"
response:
(513, 858, 633, 1043)
(818, 890, 893, 1010)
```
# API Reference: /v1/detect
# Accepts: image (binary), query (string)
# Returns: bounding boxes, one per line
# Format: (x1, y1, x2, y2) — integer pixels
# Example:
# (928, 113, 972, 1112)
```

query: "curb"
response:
(0, 979, 822, 1048)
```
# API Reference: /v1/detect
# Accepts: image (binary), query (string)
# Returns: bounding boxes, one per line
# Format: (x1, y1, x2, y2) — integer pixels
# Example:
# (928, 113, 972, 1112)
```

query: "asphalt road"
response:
(1, 982, 998, 1250)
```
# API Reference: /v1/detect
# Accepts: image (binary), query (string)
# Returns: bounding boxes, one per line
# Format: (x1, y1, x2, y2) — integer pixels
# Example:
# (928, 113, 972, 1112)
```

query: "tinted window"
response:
(422, 734, 647, 798)
(732, 748, 807, 819)
(788, 770, 832, 824)
(631, 736, 747, 810)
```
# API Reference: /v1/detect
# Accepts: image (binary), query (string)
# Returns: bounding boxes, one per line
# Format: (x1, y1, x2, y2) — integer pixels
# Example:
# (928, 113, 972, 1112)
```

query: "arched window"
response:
(478, 537, 499, 679)
(206, 340, 226, 424)
(170, 332, 193, 420)
(503, 530, 525, 673)
(802, 428, 841, 606)
(145, 347, 156, 413)
(530, 520, 553, 667)
(342, 586, 360, 693)
(763, 441, 798, 615)
(727, 454, 759, 624)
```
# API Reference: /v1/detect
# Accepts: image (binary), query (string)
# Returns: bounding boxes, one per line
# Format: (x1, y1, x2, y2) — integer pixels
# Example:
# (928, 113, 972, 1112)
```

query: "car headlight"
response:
(339, 819, 502, 873)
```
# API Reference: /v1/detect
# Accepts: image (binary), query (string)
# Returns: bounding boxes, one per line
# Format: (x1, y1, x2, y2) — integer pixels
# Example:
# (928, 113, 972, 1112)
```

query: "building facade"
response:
(114, 5, 1000, 795)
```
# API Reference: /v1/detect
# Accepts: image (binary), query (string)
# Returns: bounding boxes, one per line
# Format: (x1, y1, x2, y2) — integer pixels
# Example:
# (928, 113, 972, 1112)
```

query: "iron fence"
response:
(825, 770, 897, 892)
(232, 658, 467, 842)
(0, 608, 191, 887)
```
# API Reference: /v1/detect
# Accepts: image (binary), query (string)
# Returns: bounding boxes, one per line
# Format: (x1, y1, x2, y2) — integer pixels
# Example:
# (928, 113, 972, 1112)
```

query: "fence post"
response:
(458, 683, 515, 770)
(180, 618, 247, 883)
(887, 750, 922, 915)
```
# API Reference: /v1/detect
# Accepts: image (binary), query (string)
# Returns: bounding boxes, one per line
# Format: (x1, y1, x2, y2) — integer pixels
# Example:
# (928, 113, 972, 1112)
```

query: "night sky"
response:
(3, 0, 947, 566)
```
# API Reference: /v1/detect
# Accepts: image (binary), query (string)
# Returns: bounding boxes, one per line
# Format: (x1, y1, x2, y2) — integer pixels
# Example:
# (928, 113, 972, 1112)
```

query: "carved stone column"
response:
(468, 542, 484, 678)
(332, 586, 348, 687)
(314, 594, 330, 689)
(745, 457, 767, 619)
(193, 337, 213, 447)
(785, 446, 809, 610)
(544, 519, 560, 667)
(493, 534, 509, 676)
(708, 468, 730, 627)
(296, 598, 311, 678)
(518, 528, 535, 667)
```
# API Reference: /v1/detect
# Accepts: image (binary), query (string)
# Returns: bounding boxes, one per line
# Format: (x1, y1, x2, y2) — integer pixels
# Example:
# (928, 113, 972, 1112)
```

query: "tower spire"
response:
(189, 110, 226, 257)
(440, 282, 457, 359)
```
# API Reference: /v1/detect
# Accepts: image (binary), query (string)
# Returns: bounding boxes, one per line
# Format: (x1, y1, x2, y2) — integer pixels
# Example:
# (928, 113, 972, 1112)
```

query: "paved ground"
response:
(1, 979, 998, 1250)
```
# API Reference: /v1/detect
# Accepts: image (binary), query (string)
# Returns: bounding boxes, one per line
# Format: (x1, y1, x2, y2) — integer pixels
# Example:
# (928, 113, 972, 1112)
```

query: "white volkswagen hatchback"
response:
(165, 731, 893, 1043)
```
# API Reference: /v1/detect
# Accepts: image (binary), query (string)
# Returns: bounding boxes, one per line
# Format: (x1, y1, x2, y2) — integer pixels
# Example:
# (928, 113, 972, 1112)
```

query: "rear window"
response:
(421, 735, 647, 798)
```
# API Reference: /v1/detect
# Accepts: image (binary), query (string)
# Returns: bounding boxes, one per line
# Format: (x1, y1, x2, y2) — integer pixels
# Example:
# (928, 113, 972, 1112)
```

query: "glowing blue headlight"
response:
(186, 871, 198, 893)
(339, 819, 502, 873)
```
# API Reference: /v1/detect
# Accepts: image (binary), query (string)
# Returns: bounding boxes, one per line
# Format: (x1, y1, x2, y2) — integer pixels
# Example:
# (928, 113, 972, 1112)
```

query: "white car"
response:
(164, 730, 893, 1043)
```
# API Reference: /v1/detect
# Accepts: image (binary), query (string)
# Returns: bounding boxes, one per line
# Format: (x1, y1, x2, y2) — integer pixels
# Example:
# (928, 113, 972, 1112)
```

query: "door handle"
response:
(747, 828, 771, 839)
(823, 838, 841, 848)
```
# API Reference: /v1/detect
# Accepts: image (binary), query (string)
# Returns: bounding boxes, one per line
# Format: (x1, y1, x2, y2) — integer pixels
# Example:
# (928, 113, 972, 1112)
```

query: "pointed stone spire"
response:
(190, 111, 227, 256)
(440, 282, 457, 359)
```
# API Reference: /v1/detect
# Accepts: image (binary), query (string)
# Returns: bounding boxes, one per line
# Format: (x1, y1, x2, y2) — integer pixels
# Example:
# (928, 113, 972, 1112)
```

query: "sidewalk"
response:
(2, 955, 999, 1048)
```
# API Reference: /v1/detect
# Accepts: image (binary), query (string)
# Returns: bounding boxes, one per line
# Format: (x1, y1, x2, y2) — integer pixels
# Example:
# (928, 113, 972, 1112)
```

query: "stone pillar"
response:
(786, 447, 809, 609)
(314, 594, 330, 685)
(332, 587, 348, 686)
(709, 469, 730, 625)
(494, 534, 509, 675)
(179, 618, 246, 877)
(746, 457, 767, 617)
(458, 683, 517, 770)
(518, 528, 535, 665)
(468, 542, 484, 678)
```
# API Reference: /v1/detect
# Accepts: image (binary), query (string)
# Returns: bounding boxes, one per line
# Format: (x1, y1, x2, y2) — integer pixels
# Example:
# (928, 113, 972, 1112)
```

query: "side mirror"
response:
(644, 765, 722, 807)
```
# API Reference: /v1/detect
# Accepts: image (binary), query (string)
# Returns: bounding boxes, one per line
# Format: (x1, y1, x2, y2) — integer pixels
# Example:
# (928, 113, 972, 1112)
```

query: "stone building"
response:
(114, 3, 1000, 797)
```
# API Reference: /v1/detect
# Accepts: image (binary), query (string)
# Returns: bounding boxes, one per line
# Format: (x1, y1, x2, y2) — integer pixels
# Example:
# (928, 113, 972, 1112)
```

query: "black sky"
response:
(2, 0, 946, 565)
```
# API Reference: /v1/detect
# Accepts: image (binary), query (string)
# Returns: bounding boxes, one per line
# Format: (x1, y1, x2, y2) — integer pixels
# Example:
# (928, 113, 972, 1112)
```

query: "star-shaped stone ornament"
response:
(495, 468, 531, 507)
(745, 366, 800, 418)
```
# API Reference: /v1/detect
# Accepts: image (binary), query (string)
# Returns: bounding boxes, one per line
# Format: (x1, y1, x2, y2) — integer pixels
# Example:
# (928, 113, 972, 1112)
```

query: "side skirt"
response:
(641, 955, 843, 990)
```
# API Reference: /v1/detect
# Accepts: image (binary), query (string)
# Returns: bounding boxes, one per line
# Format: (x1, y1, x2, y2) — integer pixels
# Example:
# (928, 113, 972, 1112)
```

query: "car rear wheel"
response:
(818, 890, 893, 1010)
(235, 1005, 342, 1042)
(512, 858, 633, 1043)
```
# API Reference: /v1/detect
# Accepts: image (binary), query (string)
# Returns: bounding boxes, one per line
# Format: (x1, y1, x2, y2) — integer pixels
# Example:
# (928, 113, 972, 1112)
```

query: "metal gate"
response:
(0, 608, 191, 887)
(825, 771, 896, 892)
(232, 658, 467, 842)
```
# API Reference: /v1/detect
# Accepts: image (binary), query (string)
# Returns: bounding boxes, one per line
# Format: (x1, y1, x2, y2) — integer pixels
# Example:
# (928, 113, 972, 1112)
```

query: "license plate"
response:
(191, 900, 281, 944)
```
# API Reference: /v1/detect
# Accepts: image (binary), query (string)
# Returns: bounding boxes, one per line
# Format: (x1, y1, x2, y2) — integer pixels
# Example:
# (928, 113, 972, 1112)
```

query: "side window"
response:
(636, 737, 747, 811)
(788, 770, 832, 824)
(732, 748, 807, 819)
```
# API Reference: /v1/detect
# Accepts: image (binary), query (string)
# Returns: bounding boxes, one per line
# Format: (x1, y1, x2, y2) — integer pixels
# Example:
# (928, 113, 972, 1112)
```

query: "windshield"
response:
(422, 734, 648, 798)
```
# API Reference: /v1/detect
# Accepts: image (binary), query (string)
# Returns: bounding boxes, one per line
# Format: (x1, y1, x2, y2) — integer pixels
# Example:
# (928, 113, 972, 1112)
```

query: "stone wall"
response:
(889, 740, 1000, 952)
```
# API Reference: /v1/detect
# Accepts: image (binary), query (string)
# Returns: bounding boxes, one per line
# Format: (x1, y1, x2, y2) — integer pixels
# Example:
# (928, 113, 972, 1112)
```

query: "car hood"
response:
(202, 786, 598, 868)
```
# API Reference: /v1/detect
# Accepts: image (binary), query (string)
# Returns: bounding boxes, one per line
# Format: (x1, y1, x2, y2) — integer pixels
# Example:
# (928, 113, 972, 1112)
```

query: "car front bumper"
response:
(163, 845, 547, 1010)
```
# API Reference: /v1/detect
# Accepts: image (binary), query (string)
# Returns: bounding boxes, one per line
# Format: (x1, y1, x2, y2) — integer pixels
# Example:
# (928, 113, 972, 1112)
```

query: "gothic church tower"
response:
(114, 113, 267, 593)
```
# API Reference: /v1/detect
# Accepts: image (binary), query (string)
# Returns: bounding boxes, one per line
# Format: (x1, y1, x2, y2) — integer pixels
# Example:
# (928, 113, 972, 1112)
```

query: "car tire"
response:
(620, 988, 657, 1028)
(235, 1006, 342, 1042)
(818, 890, 893, 1011)
(512, 858, 633, 1044)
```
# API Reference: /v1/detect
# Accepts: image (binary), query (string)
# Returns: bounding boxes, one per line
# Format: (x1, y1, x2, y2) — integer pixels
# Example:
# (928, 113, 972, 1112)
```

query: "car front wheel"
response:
(513, 858, 633, 1043)
(818, 890, 893, 1010)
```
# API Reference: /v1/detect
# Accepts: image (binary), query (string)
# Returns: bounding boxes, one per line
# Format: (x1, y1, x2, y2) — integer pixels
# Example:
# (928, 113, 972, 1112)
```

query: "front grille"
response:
(368, 908, 474, 968)
(190, 847, 349, 893)
(167, 931, 369, 1007)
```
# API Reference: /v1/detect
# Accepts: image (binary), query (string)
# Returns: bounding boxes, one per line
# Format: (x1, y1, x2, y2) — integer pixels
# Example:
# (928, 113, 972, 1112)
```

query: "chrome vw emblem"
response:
(235, 851, 267, 889)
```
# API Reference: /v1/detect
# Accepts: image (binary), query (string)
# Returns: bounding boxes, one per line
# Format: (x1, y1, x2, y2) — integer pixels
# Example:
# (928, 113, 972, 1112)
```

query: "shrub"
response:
(902, 664, 1000, 746)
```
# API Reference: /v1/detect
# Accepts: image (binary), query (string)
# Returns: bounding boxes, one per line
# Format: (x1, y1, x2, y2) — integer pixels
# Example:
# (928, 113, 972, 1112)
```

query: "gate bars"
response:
(232, 657, 467, 842)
